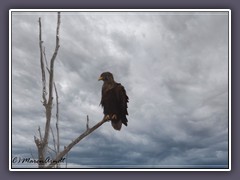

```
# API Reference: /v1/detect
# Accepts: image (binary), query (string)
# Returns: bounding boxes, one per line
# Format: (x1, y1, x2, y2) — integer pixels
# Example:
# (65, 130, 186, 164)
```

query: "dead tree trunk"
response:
(34, 12, 108, 168)
(34, 12, 61, 168)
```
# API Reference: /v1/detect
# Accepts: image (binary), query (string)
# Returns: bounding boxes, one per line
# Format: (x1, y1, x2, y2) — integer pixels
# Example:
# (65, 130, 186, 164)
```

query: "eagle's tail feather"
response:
(111, 120, 122, 131)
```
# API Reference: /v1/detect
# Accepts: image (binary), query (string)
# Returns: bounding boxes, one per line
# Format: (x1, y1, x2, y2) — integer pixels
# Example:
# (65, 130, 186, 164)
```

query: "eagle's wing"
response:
(115, 84, 129, 125)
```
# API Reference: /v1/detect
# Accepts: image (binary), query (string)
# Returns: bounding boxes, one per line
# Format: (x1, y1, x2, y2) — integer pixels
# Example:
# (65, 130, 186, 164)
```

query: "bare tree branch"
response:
(36, 16, 48, 167)
(42, 11, 61, 154)
(38, 17, 47, 106)
(43, 47, 50, 73)
(46, 117, 107, 168)
(47, 12, 60, 105)
(54, 82, 60, 154)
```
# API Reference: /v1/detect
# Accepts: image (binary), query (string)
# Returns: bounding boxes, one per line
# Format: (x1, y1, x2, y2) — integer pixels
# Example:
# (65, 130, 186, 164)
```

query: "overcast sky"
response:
(11, 11, 229, 169)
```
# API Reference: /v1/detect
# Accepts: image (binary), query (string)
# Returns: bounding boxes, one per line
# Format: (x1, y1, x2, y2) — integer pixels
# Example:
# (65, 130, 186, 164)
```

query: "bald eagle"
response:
(98, 72, 129, 131)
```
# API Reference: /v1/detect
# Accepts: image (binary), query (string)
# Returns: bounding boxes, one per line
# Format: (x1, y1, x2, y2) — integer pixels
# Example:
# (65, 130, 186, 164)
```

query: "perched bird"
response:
(98, 72, 129, 130)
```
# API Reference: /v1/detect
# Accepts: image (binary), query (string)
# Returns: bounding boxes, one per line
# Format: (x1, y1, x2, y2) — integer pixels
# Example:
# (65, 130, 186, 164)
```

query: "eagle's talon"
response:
(112, 114, 117, 120)
(104, 115, 110, 120)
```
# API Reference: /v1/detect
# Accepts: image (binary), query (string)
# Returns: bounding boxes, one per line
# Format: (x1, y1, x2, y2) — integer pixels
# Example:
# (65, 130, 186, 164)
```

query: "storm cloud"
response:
(11, 11, 229, 169)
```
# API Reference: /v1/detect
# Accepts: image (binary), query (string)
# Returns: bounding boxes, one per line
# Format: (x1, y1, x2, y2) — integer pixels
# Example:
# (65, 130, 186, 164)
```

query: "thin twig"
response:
(86, 115, 89, 130)
(48, 146, 57, 154)
(64, 146, 68, 168)
(39, 17, 47, 106)
(29, 148, 35, 159)
(50, 126, 57, 153)
(38, 126, 42, 141)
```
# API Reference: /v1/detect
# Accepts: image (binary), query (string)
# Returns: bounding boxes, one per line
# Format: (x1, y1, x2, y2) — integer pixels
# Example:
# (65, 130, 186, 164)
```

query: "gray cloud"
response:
(11, 11, 229, 169)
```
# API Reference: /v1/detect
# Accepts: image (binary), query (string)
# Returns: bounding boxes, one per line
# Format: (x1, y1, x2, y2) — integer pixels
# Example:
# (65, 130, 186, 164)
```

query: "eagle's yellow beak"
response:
(98, 76, 103, 81)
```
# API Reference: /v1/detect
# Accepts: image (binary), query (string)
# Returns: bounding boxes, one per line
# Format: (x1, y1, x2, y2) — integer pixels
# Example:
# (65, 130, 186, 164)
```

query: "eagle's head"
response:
(98, 72, 114, 82)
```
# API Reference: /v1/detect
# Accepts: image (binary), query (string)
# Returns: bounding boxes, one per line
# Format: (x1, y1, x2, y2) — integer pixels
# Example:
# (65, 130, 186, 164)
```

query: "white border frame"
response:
(9, 9, 231, 172)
